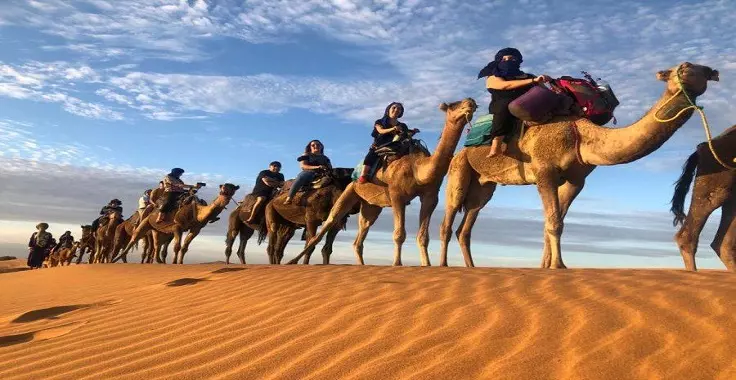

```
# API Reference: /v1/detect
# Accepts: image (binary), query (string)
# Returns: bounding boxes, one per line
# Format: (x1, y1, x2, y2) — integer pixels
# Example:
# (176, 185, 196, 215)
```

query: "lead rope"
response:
(653, 67, 735, 170)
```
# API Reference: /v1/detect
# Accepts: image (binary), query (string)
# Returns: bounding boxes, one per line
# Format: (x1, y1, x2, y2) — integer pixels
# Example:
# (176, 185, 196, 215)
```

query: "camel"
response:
(57, 241, 80, 266)
(74, 225, 95, 264)
(223, 196, 269, 265)
(121, 184, 240, 264)
(670, 124, 735, 272)
(266, 168, 357, 265)
(92, 210, 123, 263)
(286, 98, 478, 266)
(438, 62, 719, 269)
(110, 207, 155, 263)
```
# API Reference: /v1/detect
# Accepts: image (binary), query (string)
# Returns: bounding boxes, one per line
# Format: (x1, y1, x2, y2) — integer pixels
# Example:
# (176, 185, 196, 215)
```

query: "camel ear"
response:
(439, 103, 449, 112)
(656, 69, 671, 81)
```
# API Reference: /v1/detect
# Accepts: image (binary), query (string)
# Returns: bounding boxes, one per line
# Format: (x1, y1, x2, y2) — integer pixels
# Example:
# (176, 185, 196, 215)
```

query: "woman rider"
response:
(357, 102, 419, 184)
(478, 47, 551, 157)
(284, 140, 332, 204)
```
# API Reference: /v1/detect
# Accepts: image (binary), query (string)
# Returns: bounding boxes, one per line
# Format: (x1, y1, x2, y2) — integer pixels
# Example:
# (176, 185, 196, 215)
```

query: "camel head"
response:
(439, 98, 478, 128)
(656, 62, 718, 97)
(217, 183, 240, 203)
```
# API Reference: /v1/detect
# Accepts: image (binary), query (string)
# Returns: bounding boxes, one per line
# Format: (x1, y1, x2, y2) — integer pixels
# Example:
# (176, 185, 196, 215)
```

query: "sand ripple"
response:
(0, 263, 734, 379)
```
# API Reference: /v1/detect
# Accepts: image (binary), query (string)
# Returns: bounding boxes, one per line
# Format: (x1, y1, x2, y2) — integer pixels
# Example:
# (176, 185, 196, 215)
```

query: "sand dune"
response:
(0, 262, 734, 379)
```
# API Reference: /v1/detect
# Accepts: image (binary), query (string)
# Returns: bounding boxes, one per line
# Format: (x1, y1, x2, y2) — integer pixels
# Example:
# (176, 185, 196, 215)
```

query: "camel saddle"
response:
(237, 194, 267, 224)
(151, 194, 207, 231)
(279, 168, 354, 206)
(354, 138, 431, 181)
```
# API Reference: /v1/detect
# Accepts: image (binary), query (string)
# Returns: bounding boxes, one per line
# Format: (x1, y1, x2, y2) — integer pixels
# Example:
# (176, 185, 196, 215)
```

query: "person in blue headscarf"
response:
(356, 102, 419, 184)
(478, 47, 552, 157)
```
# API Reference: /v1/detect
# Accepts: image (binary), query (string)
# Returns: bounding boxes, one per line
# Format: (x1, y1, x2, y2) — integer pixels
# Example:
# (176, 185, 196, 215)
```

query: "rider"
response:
(357, 102, 419, 184)
(134, 189, 153, 227)
(284, 140, 332, 205)
(478, 47, 551, 157)
(246, 161, 285, 223)
(156, 168, 201, 223)
(91, 199, 123, 230)
(50, 230, 74, 257)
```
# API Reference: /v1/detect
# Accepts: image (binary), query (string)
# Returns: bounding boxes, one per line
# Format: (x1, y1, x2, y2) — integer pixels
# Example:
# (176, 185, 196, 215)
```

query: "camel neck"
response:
(579, 89, 697, 166)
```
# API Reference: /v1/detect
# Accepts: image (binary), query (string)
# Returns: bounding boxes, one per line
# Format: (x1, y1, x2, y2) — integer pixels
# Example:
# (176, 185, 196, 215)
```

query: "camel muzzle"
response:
(708, 69, 719, 81)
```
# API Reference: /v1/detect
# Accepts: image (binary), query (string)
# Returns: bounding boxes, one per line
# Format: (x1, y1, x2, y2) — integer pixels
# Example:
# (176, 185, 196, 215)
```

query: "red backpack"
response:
(550, 72, 619, 126)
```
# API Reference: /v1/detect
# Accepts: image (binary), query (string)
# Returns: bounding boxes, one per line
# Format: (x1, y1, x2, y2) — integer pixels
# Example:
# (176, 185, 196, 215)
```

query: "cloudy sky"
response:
(1, 0, 734, 268)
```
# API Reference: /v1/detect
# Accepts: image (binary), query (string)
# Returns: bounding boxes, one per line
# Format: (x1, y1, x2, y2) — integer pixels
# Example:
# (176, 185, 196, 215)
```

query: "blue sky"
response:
(1, 0, 734, 268)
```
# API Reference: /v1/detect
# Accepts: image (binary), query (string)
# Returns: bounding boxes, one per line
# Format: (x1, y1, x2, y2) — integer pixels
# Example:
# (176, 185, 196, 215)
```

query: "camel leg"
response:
(152, 231, 165, 264)
(177, 228, 200, 264)
(455, 179, 497, 267)
(674, 178, 727, 271)
(416, 192, 439, 267)
(75, 247, 85, 265)
(286, 183, 361, 265)
(120, 218, 152, 259)
(302, 221, 320, 265)
(709, 196, 735, 271)
(276, 226, 296, 264)
(225, 212, 242, 264)
(439, 157, 473, 267)
(541, 179, 586, 268)
(536, 170, 566, 269)
(172, 229, 184, 264)
(389, 195, 409, 266)
(321, 220, 346, 265)
(236, 227, 254, 265)
(353, 204, 382, 265)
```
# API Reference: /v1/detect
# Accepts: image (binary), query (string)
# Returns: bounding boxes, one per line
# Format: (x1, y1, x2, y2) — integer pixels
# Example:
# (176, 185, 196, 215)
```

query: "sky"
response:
(0, 0, 734, 269)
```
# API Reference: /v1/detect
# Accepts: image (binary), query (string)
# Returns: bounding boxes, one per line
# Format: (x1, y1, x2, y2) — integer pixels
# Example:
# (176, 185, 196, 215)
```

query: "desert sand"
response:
(0, 260, 735, 379)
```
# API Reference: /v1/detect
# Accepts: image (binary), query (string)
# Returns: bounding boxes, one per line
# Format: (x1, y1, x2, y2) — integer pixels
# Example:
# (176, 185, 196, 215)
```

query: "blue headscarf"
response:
(477, 47, 525, 79)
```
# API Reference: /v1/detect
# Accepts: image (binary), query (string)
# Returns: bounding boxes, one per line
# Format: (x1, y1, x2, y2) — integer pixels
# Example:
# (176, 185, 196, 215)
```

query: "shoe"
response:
(284, 197, 292, 205)
(209, 217, 220, 224)
(357, 176, 368, 184)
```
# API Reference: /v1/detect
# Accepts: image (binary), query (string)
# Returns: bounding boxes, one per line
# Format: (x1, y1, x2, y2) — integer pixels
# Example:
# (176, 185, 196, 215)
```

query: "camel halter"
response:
(653, 66, 735, 170)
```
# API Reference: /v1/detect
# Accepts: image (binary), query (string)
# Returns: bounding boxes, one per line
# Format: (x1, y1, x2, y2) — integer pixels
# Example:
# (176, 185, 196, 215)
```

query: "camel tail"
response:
(671, 151, 699, 226)
(257, 220, 268, 245)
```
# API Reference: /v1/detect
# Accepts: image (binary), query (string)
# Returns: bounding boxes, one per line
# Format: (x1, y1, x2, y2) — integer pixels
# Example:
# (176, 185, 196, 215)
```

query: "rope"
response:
(653, 66, 735, 170)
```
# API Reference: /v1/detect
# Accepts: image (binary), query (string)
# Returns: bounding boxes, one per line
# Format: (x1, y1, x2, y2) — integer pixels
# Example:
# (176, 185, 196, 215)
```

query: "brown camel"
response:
(223, 196, 269, 264)
(671, 124, 735, 272)
(121, 184, 240, 264)
(74, 225, 95, 264)
(110, 207, 155, 263)
(56, 241, 80, 266)
(287, 98, 478, 266)
(438, 62, 719, 269)
(266, 168, 357, 265)
(92, 210, 123, 263)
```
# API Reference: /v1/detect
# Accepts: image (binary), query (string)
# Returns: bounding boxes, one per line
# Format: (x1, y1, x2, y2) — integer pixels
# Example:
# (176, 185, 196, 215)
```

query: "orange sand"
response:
(1, 261, 735, 379)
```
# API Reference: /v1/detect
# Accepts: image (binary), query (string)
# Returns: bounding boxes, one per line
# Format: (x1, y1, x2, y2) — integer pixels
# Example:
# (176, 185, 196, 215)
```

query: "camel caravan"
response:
(27, 52, 734, 272)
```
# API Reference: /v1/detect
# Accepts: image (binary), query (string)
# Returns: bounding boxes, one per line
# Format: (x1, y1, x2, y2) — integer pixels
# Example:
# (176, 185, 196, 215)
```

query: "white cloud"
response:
(0, 61, 122, 120)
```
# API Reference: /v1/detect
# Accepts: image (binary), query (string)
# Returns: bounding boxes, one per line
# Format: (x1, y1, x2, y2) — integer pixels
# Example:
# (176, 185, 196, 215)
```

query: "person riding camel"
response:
(284, 140, 332, 205)
(91, 199, 123, 231)
(49, 230, 74, 258)
(246, 161, 285, 223)
(478, 47, 552, 157)
(150, 181, 165, 205)
(156, 168, 202, 223)
(357, 102, 419, 184)
(134, 189, 153, 227)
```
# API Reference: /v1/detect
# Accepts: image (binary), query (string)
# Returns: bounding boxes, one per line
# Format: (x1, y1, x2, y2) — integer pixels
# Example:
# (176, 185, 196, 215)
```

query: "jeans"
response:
(288, 171, 317, 198)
